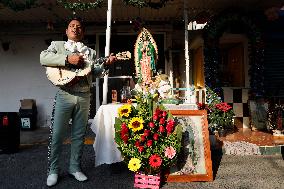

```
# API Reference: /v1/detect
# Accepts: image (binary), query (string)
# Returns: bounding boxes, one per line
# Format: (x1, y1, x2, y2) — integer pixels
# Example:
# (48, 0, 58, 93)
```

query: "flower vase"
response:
(134, 172, 161, 189)
(209, 133, 217, 147)
(218, 128, 226, 137)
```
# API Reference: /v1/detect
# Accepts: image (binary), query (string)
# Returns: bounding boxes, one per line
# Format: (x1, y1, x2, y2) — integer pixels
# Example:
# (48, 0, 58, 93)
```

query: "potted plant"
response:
(197, 86, 235, 136)
(114, 91, 182, 188)
(207, 102, 234, 136)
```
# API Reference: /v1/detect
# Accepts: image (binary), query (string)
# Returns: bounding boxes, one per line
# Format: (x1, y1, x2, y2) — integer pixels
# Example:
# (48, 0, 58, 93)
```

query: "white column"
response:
(165, 33, 174, 94)
(102, 0, 112, 105)
(184, 0, 191, 103)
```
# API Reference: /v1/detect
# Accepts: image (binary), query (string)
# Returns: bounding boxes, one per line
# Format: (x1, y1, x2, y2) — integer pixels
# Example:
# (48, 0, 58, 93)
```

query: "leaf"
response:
(175, 124, 183, 143)
(114, 117, 122, 131)
(114, 132, 123, 146)
(114, 117, 123, 144)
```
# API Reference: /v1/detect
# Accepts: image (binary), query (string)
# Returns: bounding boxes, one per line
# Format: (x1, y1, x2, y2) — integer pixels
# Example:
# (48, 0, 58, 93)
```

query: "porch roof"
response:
(0, 0, 283, 24)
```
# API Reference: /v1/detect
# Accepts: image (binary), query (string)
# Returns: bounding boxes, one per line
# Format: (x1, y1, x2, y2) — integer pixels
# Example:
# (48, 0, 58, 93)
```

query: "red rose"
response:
(162, 111, 167, 117)
(149, 122, 155, 128)
(121, 134, 128, 143)
(140, 135, 146, 141)
(167, 119, 175, 126)
(153, 115, 158, 120)
(155, 108, 161, 115)
(138, 146, 144, 153)
(144, 129, 150, 136)
(153, 133, 159, 141)
(159, 126, 165, 133)
(159, 118, 165, 124)
(121, 123, 128, 134)
(146, 140, 153, 147)
(166, 123, 174, 132)
(135, 140, 140, 147)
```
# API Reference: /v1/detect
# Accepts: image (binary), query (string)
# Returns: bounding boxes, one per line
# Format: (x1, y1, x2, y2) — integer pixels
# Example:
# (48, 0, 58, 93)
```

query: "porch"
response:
(216, 128, 284, 155)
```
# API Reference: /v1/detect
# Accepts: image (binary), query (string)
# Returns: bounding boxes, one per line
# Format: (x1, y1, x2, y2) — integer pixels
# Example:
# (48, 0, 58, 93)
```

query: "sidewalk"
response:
(20, 127, 284, 155)
(20, 125, 96, 146)
(1, 140, 283, 189)
(0, 126, 282, 189)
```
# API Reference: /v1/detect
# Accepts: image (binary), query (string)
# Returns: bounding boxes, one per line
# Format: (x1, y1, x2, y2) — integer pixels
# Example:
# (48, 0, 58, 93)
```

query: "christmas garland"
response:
(203, 10, 265, 98)
(267, 104, 284, 130)
(57, 0, 103, 11)
(1, 0, 38, 12)
(123, 0, 171, 9)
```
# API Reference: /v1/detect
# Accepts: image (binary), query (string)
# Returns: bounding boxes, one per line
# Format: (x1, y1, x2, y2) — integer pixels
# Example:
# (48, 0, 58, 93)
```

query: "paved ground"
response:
(0, 127, 283, 189)
(0, 147, 283, 189)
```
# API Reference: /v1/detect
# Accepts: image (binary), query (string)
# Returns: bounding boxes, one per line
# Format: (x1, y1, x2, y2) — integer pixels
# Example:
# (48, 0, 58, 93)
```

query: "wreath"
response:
(57, 0, 103, 11)
(203, 10, 265, 98)
(1, 0, 38, 12)
(123, 0, 171, 9)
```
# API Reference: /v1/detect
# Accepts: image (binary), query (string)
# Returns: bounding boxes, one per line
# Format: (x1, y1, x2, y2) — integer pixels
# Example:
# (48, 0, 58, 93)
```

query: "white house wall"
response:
(0, 34, 62, 127)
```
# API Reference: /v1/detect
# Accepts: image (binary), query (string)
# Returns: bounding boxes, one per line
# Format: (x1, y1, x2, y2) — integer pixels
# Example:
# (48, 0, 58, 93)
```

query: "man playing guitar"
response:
(40, 17, 117, 187)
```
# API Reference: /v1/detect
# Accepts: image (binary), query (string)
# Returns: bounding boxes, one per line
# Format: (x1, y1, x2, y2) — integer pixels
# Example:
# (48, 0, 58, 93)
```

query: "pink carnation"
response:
(164, 146, 176, 159)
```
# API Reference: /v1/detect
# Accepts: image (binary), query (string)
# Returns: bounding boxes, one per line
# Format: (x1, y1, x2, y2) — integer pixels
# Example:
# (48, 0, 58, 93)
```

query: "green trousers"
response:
(48, 89, 90, 175)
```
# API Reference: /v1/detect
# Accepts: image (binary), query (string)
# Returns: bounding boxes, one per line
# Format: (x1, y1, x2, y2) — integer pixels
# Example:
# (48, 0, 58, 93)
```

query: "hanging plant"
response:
(1, 0, 38, 12)
(203, 10, 265, 98)
(57, 0, 103, 11)
(123, 0, 171, 9)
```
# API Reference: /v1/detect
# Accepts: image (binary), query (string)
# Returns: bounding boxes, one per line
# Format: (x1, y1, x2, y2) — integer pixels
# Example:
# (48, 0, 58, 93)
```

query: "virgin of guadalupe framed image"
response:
(167, 110, 213, 182)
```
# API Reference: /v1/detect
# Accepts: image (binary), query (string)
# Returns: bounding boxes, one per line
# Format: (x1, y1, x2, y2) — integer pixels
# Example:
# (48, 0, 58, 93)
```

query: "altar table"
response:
(90, 103, 123, 167)
(90, 103, 197, 166)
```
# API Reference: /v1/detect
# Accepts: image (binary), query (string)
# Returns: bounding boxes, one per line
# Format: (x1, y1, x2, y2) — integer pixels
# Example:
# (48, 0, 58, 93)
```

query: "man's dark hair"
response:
(67, 17, 85, 31)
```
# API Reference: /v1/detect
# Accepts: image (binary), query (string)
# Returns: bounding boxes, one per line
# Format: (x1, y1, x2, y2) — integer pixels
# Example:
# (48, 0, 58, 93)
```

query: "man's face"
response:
(66, 20, 84, 42)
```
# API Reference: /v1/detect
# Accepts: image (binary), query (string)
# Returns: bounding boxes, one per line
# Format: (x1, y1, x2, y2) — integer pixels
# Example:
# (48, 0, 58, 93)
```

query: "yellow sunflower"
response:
(128, 117, 144, 132)
(128, 158, 141, 172)
(118, 104, 132, 118)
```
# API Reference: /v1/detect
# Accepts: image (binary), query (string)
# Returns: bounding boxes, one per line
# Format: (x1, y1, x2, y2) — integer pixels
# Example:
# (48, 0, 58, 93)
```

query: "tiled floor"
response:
(218, 128, 284, 146)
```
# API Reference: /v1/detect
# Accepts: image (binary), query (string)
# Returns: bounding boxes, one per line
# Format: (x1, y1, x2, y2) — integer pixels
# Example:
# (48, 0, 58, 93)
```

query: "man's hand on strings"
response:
(67, 54, 85, 68)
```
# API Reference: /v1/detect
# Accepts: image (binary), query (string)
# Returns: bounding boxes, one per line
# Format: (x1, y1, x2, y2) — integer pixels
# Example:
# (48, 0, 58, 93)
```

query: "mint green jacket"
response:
(40, 41, 107, 92)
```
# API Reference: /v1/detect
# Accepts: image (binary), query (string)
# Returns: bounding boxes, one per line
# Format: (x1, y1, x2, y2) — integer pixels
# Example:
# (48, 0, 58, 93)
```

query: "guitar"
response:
(46, 51, 131, 86)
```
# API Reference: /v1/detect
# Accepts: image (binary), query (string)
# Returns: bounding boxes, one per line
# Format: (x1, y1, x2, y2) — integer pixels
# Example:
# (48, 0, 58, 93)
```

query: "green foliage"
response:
(208, 103, 234, 131)
(205, 86, 222, 108)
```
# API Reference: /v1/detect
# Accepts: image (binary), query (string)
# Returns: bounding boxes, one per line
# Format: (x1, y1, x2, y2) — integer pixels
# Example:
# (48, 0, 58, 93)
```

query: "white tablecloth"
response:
(90, 103, 123, 167)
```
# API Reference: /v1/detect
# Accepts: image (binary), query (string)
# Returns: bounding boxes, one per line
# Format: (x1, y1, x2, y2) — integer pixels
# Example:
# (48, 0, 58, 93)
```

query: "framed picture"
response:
(167, 110, 213, 182)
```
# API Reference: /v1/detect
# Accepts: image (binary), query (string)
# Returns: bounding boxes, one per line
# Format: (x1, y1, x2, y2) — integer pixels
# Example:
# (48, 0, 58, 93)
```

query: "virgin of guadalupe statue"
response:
(134, 28, 158, 84)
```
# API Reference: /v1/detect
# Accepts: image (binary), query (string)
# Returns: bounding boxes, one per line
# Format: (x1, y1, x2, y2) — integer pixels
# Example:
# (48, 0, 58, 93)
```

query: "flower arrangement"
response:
(114, 91, 182, 175)
(197, 86, 234, 133)
(207, 102, 234, 131)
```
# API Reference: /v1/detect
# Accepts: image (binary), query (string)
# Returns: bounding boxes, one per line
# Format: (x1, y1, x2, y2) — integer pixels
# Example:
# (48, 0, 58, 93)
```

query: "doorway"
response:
(219, 42, 245, 87)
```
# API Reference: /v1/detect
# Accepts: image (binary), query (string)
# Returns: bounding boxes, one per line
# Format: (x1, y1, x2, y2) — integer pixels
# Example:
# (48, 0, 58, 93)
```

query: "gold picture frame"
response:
(167, 110, 213, 182)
